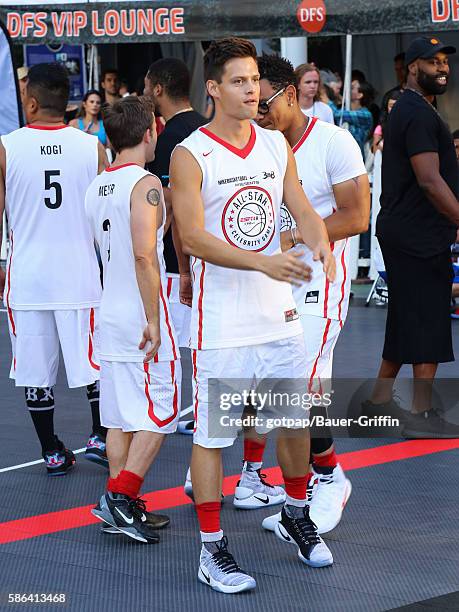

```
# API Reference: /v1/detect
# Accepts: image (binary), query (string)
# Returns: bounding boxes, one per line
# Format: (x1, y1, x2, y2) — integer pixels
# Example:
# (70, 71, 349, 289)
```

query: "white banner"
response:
(0, 21, 21, 137)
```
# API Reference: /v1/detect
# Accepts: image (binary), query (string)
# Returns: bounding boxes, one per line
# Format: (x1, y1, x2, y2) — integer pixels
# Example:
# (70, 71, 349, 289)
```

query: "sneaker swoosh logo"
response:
(279, 525, 291, 541)
(201, 569, 211, 584)
(115, 507, 134, 524)
(254, 495, 270, 504)
(202, 150, 213, 157)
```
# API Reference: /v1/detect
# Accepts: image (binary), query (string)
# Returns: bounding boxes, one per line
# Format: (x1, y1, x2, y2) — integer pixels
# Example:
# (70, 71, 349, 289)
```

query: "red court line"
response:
(1, 439, 458, 545)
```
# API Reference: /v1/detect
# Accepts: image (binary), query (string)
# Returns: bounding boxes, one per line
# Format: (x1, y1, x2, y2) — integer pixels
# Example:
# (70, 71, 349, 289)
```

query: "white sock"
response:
(243, 460, 262, 473)
(285, 494, 305, 508)
(200, 529, 224, 543)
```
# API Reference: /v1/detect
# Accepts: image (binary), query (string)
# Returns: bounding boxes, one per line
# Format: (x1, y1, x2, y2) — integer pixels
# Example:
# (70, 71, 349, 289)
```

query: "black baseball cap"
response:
(405, 36, 456, 66)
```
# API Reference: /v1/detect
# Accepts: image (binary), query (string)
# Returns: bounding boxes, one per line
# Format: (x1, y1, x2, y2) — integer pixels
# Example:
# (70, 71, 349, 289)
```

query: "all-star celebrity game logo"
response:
(222, 186, 275, 251)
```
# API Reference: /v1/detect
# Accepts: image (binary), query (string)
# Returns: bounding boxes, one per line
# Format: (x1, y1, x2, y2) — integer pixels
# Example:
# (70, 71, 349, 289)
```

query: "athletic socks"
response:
(284, 475, 309, 502)
(243, 438, 266, 470)
(26, 387, 57, 454)
(313, 448, 338, 475)
(196, 501, 222, 542)
(108, 470, 144, 499)
(87, 381, 107, 439)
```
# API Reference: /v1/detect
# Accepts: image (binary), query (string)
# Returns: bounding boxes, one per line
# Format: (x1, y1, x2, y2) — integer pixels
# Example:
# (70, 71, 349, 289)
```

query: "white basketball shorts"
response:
(192, 335, 308, 449)
(100, 359, 181, 434)
(166, 274, 191, 349)
(301, 314, 342, 393)
(7, 307, 100, 388)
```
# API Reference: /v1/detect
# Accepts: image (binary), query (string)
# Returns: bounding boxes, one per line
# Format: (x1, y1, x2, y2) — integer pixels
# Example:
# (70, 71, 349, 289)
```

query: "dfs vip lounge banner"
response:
(0, 0, 458, 44)
(0, 19, 21, 135)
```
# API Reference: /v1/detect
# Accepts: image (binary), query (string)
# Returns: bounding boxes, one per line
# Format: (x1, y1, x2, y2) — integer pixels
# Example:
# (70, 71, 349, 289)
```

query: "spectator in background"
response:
(372, 89, 404, 153)
(295, 63, 334, 123)
(381, 52, 406, 117)
(329, 79, 373, 157)
(69, 90, 107, 146)
(100, 68, 120, 105)
(143, 57, 206, 283)
(452, 129, 459, 160)
(17, 66, 28, 105)
(119, 79, 130, 97)
(320, 69, 343, 106)
(352, 69, 380, 130)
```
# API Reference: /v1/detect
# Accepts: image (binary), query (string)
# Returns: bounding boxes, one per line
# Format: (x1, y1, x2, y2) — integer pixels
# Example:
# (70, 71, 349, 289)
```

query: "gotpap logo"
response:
(280, 204, 294, 231)
(222, 186, 275, 251)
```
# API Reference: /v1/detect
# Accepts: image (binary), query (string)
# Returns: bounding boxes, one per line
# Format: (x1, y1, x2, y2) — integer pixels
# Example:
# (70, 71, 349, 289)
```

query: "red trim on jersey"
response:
(159, 283, 177, 360)
(88, 308, 100, 371)
(308, 318, 331, 393)
(199, 124, 256, 159)
(105, 163, 140, 172)
(337, 240, 348, 324)
(197, 262, 206, 349)
(25, 124, 69, 130)
(6, 231, 16, 337)
(13, 357, 16, 371)
(166, 277, 173, 299)
(292, 117, 318, 153)
(144, 361, 179, 427)
(192, 349, 199, 432)
(323, 242, 335, 318)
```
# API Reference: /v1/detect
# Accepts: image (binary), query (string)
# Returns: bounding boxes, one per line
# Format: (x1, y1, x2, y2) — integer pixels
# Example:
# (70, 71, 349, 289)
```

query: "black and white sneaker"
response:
(198, 536, 256, 594)
(275, 506, 333, 567)
(92, 492, 160, 543)
(101, 510, 170, 534)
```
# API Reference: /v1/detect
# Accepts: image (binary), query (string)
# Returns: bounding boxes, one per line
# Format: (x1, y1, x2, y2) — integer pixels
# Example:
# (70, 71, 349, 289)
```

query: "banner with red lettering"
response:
(0, 0, 457, 45)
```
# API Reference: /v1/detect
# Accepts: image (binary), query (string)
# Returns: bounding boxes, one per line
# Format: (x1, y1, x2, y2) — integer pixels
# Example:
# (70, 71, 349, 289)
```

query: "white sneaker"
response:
(184, 467, 194, 501)
(184, 467, 225, 504)
(198, 537, 257, 594)
(309, 464, 352, 534)
(233, 463, 286, 509)
(262, 474, 317, 531)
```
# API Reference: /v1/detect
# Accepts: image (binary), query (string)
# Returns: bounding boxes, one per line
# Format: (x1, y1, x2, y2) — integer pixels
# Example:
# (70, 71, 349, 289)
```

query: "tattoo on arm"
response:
(146, 188, 161, 206)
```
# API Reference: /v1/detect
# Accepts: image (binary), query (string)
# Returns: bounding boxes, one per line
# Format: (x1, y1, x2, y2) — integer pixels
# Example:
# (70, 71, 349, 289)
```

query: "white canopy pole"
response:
(280, 37, 308, 68)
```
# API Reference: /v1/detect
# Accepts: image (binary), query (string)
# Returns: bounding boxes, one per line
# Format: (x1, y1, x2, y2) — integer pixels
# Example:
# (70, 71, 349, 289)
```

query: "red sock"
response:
(195, 501, 221, 533)
(313, 449, 338, 469)
(284, 475, 309, 500)
(243, 439, 266, 463)
(108, 470, 143, 499)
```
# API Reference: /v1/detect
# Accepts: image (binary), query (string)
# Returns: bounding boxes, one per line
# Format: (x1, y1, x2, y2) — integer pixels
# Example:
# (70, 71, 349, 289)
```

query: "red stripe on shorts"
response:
(88, 308, 100, 371)
(323, 242, 335, 319)
(144, 361, 179, 427)
(337, 240, 347, 325)
(197, 262, 206, 349)
(167, 277, 173, 298)
(308, 318, 331, 393)
(6, 231, 16, 336)
(192, 349, 198, 432)
(159, 283, 177, 360)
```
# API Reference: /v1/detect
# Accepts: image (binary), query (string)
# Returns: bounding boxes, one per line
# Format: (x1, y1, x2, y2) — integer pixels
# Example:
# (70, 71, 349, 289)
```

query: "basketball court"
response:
(0, 298, 458, 611)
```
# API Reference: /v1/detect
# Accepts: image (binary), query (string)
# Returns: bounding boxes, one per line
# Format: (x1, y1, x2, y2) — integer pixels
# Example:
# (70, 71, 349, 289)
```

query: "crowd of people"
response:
(1, 33, 458, 596)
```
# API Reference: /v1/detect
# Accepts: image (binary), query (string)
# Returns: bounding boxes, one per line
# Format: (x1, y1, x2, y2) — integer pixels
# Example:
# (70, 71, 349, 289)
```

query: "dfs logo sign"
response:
(297, 0, 327, 34)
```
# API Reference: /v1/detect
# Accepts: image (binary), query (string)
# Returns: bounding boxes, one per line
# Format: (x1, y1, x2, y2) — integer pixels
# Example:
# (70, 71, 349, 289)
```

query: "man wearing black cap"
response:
(370, 36, 459, 437)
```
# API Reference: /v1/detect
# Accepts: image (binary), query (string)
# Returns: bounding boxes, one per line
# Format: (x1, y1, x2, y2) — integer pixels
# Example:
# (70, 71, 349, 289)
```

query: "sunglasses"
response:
(258, 87, 286, 115)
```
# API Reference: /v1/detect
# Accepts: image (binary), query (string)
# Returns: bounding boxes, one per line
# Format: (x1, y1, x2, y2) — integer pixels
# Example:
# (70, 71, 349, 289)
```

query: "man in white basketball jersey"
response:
(171, 38, 336, 594)
(245, 55, 369, 534)
(0, 63, 108, 476)
(86, 96, 180, 544)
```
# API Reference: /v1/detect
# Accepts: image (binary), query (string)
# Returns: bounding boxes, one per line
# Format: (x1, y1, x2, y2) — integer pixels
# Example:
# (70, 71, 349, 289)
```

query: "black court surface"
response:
(0, 300, 459, 612)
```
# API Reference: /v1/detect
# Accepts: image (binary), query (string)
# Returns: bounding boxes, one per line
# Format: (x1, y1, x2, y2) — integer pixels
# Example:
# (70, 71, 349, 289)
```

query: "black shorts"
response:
(380, 242, 454, 364)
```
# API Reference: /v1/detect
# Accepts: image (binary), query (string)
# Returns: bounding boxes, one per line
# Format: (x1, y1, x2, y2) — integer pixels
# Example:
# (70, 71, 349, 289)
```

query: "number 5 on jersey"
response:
(44, 170, 62, 209)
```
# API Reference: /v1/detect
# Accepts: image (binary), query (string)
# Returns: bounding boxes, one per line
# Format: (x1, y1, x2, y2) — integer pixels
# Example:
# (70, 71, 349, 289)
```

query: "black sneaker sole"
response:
(85, 451, 109, 468)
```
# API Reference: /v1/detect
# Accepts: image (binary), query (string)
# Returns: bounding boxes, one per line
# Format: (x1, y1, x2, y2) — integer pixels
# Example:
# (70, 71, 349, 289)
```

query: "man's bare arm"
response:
(411, 152, 459, 225)
(170, 146, 311, 284)
(97, 141, 109, 174)
(282, 144, 335, 281)
(130, 175, 162, 361)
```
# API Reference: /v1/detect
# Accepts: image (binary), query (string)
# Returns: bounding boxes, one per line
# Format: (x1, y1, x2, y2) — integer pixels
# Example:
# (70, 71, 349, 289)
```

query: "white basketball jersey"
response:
(178, 123, 302, 350)
(280, 118, 366, 323)
(85, 163, 178, 363)
(2, 125, 101, 310)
